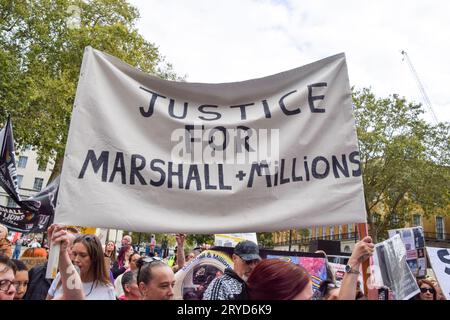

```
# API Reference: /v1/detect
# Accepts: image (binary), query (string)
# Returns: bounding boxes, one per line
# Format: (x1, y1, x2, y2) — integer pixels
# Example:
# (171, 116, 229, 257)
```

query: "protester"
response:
(13, 236, 23, 260)
(22, 248, 50, 300)
(112, 244, 134, 279)
(338, 236, 374, 300)
(0, 224, 12, 258)
(20, 247, 48, 259)
(171, 234, 187, 273)
(119, 271, 141, 300)
(11, 259, 28, 299)
(46, 224, 115, 300)
(23, 262, 51, 300)
(23, 227, 78, 300)
(104, 240, 117, 264)
(0, 254, 17, 300)
(186, 252, 195, 263)
(137, 257, 175, 300)
(114, 252, 141, 298)
(203, 240, 261, 300)
(416, 279, 437, 300)
(244, 236, 373, 300)
(120, 235, 132, 250)
(28, 238, 41, 248)
(313, 250, 340, 300)
(247, 259, 312, 300)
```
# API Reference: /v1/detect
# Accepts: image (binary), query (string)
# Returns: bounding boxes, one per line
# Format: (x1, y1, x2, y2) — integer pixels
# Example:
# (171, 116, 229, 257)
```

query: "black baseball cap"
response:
(234, 240, 261, 261)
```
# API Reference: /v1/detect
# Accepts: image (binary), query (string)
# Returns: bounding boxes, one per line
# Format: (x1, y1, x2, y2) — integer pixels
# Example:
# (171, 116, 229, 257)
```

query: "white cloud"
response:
(128, 0, 450, 123)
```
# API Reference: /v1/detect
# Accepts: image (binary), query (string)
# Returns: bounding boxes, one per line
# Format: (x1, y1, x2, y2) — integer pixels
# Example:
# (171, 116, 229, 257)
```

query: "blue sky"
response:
(128, 0, 450, 124)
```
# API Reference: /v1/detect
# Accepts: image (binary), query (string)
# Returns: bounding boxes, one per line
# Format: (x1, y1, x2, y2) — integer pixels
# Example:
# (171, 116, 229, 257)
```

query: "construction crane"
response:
(401, 50, 439, 124)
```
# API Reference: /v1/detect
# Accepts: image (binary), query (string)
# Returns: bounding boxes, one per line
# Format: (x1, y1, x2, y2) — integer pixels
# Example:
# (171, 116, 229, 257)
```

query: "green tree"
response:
(353, 88, 450, 242)
(257, 232, 274, 248)
(186, 234, 214, 247)
(126, 232, 176, 248)
(0, 0, 180, 182)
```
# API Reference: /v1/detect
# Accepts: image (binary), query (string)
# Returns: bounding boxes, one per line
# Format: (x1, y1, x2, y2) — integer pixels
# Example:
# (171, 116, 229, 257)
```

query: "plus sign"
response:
(236, 170, 246, 181)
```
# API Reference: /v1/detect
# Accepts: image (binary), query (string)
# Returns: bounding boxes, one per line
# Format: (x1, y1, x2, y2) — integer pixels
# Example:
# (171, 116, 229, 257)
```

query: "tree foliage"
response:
(353, 88, 450, 241)
(257, 232, 274, 248)
(0, 0, 180, 181)
(186, 234, 214, 247)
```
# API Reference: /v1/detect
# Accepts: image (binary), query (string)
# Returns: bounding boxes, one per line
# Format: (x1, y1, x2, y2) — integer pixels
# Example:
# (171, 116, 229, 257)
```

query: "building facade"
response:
(272, 224, 358, 253)
(0, 147, 53, 206)
(272, 212, 450, 251)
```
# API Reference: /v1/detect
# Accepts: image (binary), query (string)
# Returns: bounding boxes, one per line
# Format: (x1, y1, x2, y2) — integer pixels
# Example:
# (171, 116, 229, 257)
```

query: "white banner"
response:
(372, 235, 420, 300)
(56, 47, 366, 233)
(388, 226, 427, 277)
(426, 247, 450, 300)
(214, 233, 258, 247)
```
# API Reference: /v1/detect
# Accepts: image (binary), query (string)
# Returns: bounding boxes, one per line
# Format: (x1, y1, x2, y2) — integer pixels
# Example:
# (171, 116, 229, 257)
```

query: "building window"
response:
(17, 156, 28, 168)
(329, 226, 334, 239)
(315, 227, 320, 238)
(348, 224, 353, 237)
(322, 226, 327, 239)
(38, 162, 47, 171)
(391, 213, 399, 227)
(338, 225, 343, 240)
(412, 214, 421, 227)
(33, 178, 44, 191)
(17, 175, 23, 188)
(373, 213, 380, 224)
(436, 217, 445, 240)
(6, 197, 18, 208)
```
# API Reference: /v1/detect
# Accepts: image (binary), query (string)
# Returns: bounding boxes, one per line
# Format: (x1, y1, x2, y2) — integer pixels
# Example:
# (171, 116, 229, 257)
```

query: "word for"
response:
(171, 126, 279, 164)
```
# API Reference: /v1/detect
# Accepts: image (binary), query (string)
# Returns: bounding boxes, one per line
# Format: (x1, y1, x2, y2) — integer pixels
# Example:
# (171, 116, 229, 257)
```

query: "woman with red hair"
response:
(416, 279, 437, 300)
(246, 236, 374, 300)
(246, 259, 312, 300)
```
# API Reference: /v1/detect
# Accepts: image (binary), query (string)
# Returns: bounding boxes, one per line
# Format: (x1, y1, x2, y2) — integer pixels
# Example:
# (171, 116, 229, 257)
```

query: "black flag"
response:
(0, 116, 21, 203)
(0, 116, 40, 212)
(0, 176, 59, 233)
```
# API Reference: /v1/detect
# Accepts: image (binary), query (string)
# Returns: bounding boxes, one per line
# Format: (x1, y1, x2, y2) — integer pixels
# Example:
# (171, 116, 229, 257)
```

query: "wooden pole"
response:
(357, 223, 371, 298)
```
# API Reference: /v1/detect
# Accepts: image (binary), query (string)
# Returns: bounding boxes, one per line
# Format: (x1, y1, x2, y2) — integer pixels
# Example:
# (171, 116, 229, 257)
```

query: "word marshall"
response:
(77, 150, 361, 191)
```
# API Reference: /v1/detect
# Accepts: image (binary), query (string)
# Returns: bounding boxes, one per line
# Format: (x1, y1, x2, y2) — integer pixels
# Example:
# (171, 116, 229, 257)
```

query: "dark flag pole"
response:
(288, 230, 292, 251)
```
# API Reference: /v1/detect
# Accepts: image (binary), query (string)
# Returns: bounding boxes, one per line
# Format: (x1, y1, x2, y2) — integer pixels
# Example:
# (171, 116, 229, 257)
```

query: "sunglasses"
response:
(420, 287, 435, 294)
(136, 256, 163, 282)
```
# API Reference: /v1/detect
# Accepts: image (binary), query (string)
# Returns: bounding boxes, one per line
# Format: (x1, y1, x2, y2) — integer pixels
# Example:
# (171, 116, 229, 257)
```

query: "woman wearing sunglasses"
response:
(416, 279, 437, 300)
(47, 224, 115, 300)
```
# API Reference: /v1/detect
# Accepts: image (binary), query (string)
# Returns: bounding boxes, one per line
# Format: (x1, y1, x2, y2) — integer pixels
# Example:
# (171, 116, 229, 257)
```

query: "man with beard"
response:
(203, 240, 261, 300)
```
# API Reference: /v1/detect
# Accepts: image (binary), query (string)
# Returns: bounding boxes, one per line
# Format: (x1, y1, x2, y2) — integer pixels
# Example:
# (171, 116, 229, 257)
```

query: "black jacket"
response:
(23, 263, 53, 300)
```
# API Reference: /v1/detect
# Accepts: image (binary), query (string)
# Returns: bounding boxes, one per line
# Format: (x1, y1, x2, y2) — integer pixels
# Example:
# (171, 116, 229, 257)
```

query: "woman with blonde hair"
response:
(416, 279, 437, 300)
(0, 224, 12, 258)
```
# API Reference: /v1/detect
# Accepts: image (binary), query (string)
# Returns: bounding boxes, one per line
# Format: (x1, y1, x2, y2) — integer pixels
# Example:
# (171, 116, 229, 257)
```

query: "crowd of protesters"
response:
(0, 222, 446, 301)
